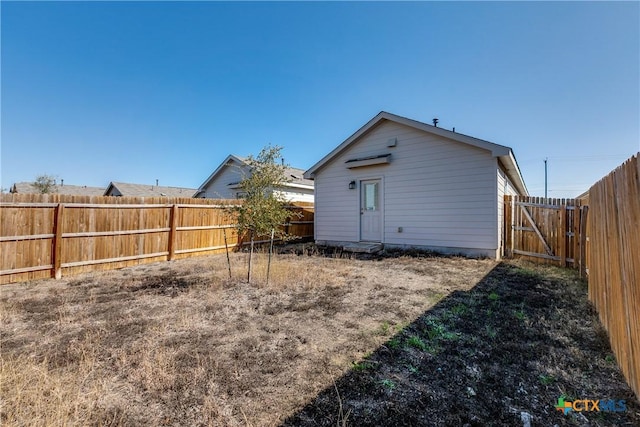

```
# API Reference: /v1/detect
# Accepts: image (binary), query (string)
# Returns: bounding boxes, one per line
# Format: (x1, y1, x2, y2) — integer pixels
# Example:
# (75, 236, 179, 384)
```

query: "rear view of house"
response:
(304, 111, 528, 259)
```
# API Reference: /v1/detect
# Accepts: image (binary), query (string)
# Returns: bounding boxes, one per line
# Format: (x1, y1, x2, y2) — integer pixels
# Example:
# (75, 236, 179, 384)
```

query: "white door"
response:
(360, 179, 382, 242)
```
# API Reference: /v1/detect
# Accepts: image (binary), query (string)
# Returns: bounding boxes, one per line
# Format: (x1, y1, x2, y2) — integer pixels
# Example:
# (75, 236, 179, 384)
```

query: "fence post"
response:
(504, 195, 512, 258)
(571, 201, 580, 269)
(52, 203, 65, 279)
(167, 204, 178, 261)
(559, 205, 567, 267)
(579, 205, 589, 278)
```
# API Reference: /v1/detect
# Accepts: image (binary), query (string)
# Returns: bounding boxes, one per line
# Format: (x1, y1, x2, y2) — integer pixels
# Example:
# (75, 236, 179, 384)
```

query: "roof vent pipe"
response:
(432, 118, 439, 127)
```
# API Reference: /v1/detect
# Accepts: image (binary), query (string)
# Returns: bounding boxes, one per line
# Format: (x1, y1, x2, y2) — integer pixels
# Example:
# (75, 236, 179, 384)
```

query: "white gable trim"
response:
(498, 152, 528, 196)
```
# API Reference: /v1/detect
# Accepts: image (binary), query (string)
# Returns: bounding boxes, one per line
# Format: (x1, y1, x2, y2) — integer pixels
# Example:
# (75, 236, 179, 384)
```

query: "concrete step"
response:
(342, 242, 383, 254)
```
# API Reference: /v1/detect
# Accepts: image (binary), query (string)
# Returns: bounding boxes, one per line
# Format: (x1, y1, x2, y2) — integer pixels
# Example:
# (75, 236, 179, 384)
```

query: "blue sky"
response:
(2, 1, 638, 197)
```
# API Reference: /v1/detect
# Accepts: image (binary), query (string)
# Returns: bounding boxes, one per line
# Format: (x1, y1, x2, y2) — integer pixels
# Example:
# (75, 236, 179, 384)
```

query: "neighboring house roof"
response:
(195, 154, 314, 195)
(104, 182, 197, 198)
(304, 111, 528, 196)
(10, 182, 105, 196)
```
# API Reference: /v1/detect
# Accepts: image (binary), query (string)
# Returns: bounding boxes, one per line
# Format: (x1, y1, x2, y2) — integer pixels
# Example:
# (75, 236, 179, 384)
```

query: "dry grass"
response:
(1, 250, 495, 426)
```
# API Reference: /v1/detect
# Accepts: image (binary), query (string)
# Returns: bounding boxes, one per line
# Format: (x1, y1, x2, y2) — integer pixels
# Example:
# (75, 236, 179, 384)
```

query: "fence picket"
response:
(52, 204, 64, 279)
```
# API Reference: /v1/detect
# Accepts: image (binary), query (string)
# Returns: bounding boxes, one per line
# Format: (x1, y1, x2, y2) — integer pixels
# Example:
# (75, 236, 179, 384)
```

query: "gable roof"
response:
(104, 182, 197, 198)
(10, 182, 105, 196)
(196, 154, 314, 194)
(304, 111, 528, 195)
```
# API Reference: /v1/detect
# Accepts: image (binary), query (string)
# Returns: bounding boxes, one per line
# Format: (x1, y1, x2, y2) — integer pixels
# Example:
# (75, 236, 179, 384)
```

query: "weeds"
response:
(513, 265, 544, 281)
(423, 318, 459, 341)
(451, 303, 468, 316)
(376, 321, 392, 336)
(407, 335, 428, 351)
(396, 321, 411, 332)
(387, 337, 401, 349)
(514, 304, 527, 321)
(406, 335, 440, 353)
(352, 360, 373, 372)
(485, 325, 498, 339)
(405, 364, 419, 374)
(428, 292, 445, 303)
(380, 379, 396, 390)
(539, 374, 556, 385)
(333, 379, 351, 427)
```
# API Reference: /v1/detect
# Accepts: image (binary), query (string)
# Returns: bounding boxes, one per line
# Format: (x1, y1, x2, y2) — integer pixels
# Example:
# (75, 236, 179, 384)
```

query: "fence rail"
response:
(0, 194, 314, 284)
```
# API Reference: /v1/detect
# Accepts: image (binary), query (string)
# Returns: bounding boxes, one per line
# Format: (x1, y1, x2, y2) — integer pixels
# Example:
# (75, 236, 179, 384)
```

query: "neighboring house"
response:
(304, 111, 528, 259)
(105, 182, 197, 198)
(10, 181, 105, 196)
(195, 154, 314, 202)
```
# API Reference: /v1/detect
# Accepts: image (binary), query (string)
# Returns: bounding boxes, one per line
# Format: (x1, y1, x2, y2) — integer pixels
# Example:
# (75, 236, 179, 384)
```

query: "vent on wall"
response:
(345, 153, 392, 169)
(387, 138, 397, 147)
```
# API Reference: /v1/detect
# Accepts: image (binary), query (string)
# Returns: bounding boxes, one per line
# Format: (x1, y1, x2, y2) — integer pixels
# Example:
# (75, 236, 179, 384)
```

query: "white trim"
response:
(498, 152, 528, 195)
(281, 182, 314, 190)
(359, 176, 384, 243)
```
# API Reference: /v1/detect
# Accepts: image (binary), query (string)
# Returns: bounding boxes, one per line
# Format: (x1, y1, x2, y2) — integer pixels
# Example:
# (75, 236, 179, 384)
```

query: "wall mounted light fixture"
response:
(348, 181, 356, 190)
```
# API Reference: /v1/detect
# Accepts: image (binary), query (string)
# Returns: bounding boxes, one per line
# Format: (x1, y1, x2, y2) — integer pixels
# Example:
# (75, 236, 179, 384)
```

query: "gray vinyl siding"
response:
(200, 161, 247, 199)
(314, 120, 500, 253)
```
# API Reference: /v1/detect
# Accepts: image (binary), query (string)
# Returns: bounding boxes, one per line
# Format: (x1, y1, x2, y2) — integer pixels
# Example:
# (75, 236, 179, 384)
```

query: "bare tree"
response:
(32, 174, 57, 194)
(226, 145, 298, 283)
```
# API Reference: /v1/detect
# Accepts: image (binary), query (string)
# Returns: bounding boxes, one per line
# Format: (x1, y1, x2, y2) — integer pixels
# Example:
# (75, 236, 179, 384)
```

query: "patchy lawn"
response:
(1, 248, 638, 426)
(284, 259, 640, 427)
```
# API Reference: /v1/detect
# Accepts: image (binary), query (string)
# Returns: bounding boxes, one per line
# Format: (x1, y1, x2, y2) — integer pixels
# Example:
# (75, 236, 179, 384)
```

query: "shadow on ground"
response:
(281, 261, 640, 426)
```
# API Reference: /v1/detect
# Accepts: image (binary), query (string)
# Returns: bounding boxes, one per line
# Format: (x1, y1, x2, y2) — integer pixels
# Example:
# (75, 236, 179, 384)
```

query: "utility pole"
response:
(544, 158, 548, 199)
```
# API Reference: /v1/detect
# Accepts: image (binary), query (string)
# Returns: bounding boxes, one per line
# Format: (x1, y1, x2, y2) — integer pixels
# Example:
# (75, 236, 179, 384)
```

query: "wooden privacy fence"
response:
(505, 153, 640, 401)
(586, 153, 639, 401)
(504, 195, 587, 272)
(0, 194, 314, 285)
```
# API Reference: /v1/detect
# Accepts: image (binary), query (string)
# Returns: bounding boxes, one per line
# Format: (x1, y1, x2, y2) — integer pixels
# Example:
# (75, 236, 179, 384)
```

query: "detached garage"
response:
(303, 111, 528, 259)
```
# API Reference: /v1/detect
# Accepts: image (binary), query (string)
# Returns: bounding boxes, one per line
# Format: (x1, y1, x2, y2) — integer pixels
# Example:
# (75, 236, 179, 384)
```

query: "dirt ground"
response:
(1, 246, 638, 426)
